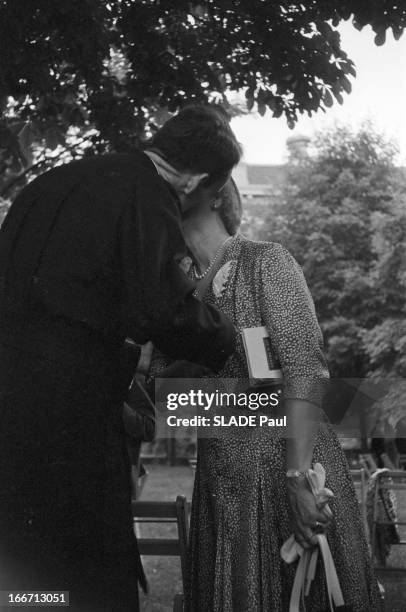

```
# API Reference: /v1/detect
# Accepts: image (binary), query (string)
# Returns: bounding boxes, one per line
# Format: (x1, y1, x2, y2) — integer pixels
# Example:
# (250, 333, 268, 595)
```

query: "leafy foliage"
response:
(363, 195, 406, 378)
(258, 124, 405, 385)
(1, 1, 406, 199)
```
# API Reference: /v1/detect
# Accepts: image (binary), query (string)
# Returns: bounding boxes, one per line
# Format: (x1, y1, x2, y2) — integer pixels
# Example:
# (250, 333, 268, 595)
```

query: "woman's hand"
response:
(287, 477, 331, 549)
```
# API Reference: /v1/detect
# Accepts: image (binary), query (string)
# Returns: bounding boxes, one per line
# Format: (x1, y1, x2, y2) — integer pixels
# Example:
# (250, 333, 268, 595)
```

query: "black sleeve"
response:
(123, 385, 155, 443)
(118, 171, 236, 372)
(149, 293, 236, 371)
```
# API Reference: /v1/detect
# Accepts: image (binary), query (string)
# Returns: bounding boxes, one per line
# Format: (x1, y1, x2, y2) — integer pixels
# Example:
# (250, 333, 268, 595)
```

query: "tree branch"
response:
(0, 135, 92, 199)
(0, 158, 49, 198)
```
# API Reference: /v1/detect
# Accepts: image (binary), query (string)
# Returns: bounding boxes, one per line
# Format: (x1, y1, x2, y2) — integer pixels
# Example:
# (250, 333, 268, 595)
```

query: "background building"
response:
(233, 134, 310, 237)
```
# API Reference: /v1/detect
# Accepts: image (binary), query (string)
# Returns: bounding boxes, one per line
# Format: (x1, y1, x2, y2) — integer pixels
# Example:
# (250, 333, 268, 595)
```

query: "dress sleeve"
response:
(259, 244, 329, 407)
(118, 172, 236, 371)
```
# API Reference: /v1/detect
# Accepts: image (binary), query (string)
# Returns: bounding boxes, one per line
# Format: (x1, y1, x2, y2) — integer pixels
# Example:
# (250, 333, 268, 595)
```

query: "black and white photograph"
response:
(0, 2, 405, 611)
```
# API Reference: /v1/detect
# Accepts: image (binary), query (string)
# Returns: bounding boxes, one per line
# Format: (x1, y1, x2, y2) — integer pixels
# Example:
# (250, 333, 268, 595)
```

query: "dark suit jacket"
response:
(0, 150, 235, 367)
(0, 151, 235, 609)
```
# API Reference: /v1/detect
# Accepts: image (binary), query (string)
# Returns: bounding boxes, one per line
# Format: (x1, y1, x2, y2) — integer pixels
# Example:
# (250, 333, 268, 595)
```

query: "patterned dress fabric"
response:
(183, 234, 383, 611)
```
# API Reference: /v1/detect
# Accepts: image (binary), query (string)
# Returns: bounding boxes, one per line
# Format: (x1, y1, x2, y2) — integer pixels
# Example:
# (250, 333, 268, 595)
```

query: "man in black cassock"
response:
(0, 106, 241, 610)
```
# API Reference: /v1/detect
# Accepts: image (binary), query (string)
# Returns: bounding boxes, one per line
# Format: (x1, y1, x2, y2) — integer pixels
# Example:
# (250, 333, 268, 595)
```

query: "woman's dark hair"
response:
(150, 105, 242, 186)
(218, 177, 242, 235)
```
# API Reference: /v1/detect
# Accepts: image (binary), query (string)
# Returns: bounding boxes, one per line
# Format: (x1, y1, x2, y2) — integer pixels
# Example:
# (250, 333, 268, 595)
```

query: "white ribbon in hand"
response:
(281, 463, 344, 612)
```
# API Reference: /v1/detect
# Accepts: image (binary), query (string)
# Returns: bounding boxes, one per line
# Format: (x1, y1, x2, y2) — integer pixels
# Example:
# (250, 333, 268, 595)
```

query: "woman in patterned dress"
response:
(155, 179, 383, 611)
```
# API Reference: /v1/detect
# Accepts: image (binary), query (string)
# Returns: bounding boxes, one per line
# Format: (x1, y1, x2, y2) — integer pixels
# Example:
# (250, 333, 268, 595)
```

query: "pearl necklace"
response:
(192, 236, 233, 280)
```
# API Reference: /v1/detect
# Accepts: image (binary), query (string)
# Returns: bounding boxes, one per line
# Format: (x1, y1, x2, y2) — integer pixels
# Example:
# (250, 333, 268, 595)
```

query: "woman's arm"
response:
(259, 244, 329, 409)
(259, 244, 330, 546)
(285, 398, 321, 471)
(285, 398, 330, 548)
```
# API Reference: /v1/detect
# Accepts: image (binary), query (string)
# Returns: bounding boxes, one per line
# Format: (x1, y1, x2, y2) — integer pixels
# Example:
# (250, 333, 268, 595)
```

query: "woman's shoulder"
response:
(237, 234, 299, 269)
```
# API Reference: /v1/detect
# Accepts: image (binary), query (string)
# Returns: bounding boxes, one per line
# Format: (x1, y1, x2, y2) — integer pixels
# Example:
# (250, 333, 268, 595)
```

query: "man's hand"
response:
(287, 477, 331, 549)
(159, 360, 211, 379)
(136, 341, 154, 376)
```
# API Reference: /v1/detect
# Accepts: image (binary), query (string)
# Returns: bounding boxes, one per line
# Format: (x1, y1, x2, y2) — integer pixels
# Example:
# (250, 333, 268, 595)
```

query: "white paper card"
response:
(241, 326, 283, 381)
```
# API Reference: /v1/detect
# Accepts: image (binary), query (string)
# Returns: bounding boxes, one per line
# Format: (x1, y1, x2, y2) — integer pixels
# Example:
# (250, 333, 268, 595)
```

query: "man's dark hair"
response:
(218, 177, 243, 235)
(149, 105, 242, 186)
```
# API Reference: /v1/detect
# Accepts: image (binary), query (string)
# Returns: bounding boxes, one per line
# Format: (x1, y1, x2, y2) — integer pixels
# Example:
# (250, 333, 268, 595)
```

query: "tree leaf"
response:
(374, 29, 386, 46)
(323, 89, 334, 108)
(257, 102, 266, 116)
(340, 76, 352, 94)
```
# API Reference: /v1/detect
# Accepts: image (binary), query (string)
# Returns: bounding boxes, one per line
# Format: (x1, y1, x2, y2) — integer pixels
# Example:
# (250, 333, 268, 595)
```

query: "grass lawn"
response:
(137, 464, 406, 612)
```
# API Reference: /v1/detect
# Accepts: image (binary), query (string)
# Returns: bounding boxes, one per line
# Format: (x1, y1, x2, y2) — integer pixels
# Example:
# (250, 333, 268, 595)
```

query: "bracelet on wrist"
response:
(286, 469, 307, 479)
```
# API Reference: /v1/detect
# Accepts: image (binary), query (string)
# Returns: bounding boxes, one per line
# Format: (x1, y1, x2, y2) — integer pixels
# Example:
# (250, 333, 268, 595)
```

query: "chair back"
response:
(132, 495, 190, 591)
